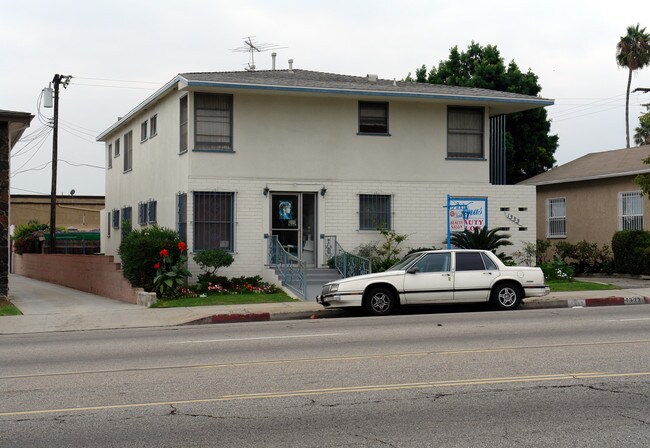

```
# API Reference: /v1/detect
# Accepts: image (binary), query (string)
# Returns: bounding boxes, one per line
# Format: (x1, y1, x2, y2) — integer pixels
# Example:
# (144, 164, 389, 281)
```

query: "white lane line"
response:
(605, 318, 650, 322)
(171, 333, 343, 344)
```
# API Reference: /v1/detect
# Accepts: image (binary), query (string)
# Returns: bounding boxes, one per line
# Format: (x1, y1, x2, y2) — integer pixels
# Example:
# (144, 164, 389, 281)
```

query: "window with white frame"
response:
(546, 198, 566, 238)
(359, 194, 391, 230)
(618, 191, 643, 230)
(114, 138, 120, 157)
(123, 131, 133, 172)
(193, 192, 234, 251)
(150, 114, 157, 137)
(112, 209, 120, 229)
(147, 200, 157, 224)
(141, 120, 148, 142)
(107, 144, 112, 169)
(194, 93, 233, 151)
(138, 202, 148, 225)
(447, 107, 484, 158)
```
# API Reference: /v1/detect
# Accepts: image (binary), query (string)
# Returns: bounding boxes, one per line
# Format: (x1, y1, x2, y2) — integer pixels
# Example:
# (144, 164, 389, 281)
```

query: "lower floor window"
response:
(618, 191, 644, 230)
(546, 197, 566, 238)
(194, 192, 234, 251)
(359, 194, 391, 230)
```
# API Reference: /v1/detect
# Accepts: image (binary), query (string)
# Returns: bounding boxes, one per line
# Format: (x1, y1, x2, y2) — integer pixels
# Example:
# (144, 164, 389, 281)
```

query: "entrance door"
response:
(271, 193, 317, 267)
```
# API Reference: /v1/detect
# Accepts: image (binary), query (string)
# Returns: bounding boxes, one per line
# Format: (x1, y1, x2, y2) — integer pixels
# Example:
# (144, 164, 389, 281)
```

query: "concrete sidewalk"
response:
(2, 274, 650, 335)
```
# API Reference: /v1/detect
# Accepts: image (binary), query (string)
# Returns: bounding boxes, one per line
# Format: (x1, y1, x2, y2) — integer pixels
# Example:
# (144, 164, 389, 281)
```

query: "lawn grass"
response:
(547, 279, 619, 292)
(0, 298, 22, 316)
(151, 292, 298, 308)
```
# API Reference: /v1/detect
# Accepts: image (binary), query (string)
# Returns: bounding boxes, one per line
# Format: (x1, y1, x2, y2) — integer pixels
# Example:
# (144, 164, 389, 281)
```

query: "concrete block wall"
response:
(13, 254, 138, 303)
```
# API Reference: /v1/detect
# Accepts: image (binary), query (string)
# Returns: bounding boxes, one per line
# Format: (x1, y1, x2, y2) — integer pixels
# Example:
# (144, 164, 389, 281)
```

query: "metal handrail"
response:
(321, 235, 372, 278)
(267, 235, 307, 299)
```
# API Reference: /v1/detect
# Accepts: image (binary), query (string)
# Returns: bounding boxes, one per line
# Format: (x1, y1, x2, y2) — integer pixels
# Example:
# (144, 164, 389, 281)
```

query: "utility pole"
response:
(45, 74, 71, 253)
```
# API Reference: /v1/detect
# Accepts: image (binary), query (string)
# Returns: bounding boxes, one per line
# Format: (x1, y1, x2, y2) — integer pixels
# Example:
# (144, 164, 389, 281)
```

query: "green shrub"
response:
(193, 249, 234, 275)
(196, 274, 229, 293)
(540, 256, 575, 280)
(612, 230, 650, 275)
(535, 239, 553, 264)
(12, 220, 48, 254)
(554, 240, 612, 274)
(118, 226, 182, 291)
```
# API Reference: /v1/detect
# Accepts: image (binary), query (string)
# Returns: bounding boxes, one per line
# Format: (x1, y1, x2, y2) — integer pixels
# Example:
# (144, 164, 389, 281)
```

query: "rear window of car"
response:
(455, 252, 486, 271)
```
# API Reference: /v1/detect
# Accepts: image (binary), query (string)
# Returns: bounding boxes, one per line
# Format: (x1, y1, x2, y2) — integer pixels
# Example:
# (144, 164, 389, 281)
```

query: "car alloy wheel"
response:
(491, 282, 522, 310)
(365, 287, 395, 315)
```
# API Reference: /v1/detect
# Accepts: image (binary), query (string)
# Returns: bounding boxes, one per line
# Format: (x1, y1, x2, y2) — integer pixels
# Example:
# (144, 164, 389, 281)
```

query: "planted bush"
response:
(118, 226, 182, 292)
(12, 220, 48, 254)
(554, 240, 612, 274)
(193, 249, 234, 293)
(612, 230, 650, 275)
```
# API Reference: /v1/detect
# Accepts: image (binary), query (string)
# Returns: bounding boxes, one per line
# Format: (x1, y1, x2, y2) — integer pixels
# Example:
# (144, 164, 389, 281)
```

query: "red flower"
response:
(178, 241, 187, 252)
(160, 249, 169, 258)
(154, 263, 160, 270)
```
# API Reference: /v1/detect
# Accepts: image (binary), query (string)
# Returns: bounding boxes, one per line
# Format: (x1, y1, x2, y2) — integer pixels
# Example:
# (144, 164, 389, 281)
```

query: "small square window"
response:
(358, 102, 389, 134)
(447, 107, 484, 158)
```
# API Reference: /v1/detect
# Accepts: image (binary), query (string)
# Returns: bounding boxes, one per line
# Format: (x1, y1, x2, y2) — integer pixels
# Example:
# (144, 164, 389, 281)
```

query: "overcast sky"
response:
(3, 0, 650, 196)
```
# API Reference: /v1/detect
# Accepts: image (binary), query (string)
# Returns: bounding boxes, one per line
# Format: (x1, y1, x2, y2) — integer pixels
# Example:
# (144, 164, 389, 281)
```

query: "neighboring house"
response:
(1, 109, 33, 298)
(10, 194, 104, 231)
(521, 145, 650, 247)
(97, 69, 553, 295)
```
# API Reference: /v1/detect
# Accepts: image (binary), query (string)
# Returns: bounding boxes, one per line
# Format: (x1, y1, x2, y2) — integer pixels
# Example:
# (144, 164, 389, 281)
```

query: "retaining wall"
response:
(13, 254, 137, 303)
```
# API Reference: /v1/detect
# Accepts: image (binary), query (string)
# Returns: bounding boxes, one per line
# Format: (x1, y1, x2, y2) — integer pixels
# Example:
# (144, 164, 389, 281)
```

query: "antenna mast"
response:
(231, 36, 286, 71)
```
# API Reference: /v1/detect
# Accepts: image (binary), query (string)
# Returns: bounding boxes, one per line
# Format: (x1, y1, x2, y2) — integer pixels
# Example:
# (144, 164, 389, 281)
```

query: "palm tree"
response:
(616, 24, 650, 148)
(450, 227, 513, 253)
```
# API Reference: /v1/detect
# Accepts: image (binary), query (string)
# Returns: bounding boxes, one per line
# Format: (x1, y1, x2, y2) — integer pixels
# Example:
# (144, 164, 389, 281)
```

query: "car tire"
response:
(490, 282, 522, 310)
(364, 287, 396, 316)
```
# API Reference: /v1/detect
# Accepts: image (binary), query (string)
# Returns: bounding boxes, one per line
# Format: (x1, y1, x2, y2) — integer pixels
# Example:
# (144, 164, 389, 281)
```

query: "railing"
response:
(267, 235, 307, 299)
(321, 235, 372, 278)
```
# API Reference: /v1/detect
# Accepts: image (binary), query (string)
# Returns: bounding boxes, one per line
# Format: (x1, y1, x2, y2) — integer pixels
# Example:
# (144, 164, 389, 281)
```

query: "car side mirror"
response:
(407, 267, 420, 274)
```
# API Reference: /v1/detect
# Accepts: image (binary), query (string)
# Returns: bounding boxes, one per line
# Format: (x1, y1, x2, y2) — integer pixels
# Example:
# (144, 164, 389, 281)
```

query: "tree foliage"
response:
(635, 106, 650, 146)
(449, 227, 513, 253)
(634, 153, 650, 196)
(405, 42, 558, 184)
(616, 23, 650, 148)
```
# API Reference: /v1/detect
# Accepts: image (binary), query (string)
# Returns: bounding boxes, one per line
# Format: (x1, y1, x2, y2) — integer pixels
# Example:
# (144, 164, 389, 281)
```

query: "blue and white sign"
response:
(446, 195, 488, 248)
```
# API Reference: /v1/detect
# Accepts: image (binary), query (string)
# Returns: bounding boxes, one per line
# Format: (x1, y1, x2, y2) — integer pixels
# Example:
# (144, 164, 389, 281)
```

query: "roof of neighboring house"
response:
(0, 109, 34, 149)
(97, 69, 554, 141)
(520, 145, 650, 186)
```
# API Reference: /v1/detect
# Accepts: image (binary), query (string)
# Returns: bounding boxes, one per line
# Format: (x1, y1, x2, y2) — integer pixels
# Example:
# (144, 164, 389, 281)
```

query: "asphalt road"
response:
(1, 305, 649, 447)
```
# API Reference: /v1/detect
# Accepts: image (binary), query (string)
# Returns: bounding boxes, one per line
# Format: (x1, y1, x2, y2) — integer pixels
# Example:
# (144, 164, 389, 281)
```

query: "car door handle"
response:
(483, 272, 493, 275)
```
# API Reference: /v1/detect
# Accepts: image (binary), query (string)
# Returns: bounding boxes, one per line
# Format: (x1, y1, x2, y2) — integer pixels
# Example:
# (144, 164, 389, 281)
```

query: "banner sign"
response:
(446, 195, 488, 248)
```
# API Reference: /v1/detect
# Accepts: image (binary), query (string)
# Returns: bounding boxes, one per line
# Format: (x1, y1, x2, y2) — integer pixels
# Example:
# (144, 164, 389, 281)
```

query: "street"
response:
(1, 305, 649, 447)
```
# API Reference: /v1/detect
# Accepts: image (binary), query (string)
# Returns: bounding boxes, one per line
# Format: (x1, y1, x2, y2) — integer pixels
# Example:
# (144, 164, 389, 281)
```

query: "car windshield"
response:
(386, 252, 423, 271)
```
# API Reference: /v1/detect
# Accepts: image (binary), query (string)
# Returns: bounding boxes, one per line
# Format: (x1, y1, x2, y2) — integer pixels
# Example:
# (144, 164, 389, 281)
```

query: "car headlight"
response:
(329, 284, 339, 293)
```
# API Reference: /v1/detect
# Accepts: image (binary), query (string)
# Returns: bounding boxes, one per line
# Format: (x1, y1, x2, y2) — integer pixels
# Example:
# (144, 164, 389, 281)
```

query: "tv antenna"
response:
(231, 36, 286, 71)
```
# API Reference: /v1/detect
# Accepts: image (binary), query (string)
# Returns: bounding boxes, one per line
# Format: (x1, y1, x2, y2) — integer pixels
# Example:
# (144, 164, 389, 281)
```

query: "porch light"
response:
(320, 186, 327, 197)
(263, 185, 270, 196)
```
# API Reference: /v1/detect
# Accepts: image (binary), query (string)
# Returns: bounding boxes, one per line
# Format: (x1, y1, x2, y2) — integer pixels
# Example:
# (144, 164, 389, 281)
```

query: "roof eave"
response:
(526, 169, 650, 185)
(96, 75, 188, 141)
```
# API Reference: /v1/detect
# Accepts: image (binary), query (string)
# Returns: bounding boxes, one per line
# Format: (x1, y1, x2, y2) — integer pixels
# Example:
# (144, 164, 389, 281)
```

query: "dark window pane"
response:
(359, 194, 391, 230)
(193, 192, 234, 251)
(455, 252, 486, 271)
(359, 102, 388, 134)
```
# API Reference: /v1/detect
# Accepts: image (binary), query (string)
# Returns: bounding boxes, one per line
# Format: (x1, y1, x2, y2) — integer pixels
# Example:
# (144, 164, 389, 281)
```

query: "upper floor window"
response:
(359, 194, 391, 230)
(195, 93, 233, 151)
(141, 120, 148, 142)
(150, 114, 158, 137)
(114, 138, 120, 157)
(618, 191, 643, 230)
(546, 197, 566, 238)
(107, 144, 112, 169)
(123, 131, 133, 172)
(179, 96, 188, 153)
(358, 101, 389, 135)
(447, 107, 484, 158)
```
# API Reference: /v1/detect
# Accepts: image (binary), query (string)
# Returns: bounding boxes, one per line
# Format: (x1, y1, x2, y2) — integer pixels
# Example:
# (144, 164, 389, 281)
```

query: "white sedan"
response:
(317, 249, 549, 315)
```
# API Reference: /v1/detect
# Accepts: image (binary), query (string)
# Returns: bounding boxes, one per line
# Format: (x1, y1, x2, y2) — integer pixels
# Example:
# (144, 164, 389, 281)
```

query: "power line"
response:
(74, 76, 164, 85)
(70, 81, 159, 91)
(10, 186, 51, 195)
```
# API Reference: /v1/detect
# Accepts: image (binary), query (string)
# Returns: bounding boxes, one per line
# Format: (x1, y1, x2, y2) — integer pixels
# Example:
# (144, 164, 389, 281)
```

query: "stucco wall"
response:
(535, 176, 650, 247)
(13, 254, 137, 303)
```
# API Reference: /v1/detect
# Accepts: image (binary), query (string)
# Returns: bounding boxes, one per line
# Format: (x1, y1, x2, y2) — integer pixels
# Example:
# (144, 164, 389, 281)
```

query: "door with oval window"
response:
(270, 193, 316, 267)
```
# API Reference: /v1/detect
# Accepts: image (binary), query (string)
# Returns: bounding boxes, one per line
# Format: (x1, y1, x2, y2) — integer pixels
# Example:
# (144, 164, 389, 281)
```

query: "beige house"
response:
(521, 145, 650, 247)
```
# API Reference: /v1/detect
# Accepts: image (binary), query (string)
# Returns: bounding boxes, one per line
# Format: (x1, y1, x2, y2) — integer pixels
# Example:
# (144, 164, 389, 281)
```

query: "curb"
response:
(524, 295, 650, 310)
